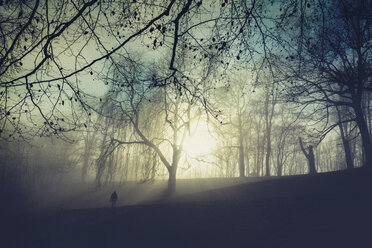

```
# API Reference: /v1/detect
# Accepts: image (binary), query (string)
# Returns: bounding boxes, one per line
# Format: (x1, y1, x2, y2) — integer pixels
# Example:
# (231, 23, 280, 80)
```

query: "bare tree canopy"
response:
(0, 0, 260, 140)
(1, 0, 372, 197)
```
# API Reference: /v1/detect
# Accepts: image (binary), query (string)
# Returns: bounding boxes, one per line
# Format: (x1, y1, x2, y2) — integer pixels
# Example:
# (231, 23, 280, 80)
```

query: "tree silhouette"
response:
(299, 137, 316, 174)
(278, 0, 372, 167)
(0, 0, 258, 140)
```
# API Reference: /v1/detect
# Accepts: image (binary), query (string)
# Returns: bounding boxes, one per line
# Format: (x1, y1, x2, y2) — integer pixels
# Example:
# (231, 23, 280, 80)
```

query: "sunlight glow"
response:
(183, 120, 216, 157)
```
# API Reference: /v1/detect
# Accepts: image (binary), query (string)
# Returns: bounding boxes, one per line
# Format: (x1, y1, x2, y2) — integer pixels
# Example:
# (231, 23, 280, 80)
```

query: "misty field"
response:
(1, 169, 371, 248)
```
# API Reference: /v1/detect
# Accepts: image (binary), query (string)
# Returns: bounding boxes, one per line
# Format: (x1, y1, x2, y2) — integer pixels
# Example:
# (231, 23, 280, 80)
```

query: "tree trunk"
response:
(239, 141, 245, 177)
(256, 130, 261, 176)
(354, 105, 372, 168)
(237, 110, 245, 177)
(81, 131, 96, 182)
(151, 152, 157, 181)
(277, 147, 283, 176)
(167, 166, 177, 196)
(260, 132, 266, 176)
(277, 162, 283, 176)
(343, 139, 354, 170)
(81, 152, 89, 182)
(338, 123, 354, 170)
(265, 136, 271, 177)
(336, 106, 354, 170)
(264, 86, 275, 177)
(307, 146, 316, 174)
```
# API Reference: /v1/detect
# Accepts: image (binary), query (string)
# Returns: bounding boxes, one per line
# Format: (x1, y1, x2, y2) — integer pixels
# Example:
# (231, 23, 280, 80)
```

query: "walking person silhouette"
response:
(110, 191, 118, 208)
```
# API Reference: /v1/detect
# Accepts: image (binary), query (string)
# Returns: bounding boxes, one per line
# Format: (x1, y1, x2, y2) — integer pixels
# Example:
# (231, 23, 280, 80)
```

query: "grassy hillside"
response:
(1, 168, 371, 248)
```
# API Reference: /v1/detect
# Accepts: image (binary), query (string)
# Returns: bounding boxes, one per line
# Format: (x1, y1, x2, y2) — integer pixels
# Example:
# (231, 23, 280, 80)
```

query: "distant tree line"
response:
(0, 0, 371, 194)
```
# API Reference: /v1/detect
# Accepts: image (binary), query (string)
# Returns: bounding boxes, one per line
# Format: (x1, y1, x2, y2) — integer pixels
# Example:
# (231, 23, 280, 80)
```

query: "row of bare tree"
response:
(1, 0, 371, 194)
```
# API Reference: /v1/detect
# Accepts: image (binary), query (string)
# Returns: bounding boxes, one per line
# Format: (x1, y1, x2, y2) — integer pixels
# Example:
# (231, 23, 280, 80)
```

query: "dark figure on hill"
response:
(299, 137, 316, 174)
(110, 191, 118, 208)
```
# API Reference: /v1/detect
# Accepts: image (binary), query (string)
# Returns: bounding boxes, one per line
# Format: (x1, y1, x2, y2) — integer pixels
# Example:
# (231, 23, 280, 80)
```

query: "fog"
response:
(1, 1, 372, 246)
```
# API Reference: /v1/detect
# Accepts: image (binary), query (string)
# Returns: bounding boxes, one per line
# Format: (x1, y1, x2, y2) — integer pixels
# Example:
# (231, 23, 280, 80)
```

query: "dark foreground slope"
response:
(1, 169, 372, 248)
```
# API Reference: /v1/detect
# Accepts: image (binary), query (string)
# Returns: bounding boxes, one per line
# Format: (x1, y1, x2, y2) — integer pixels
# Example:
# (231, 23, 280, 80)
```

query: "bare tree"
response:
(0, 0, 261, 141)
(211, 66, 252, 177)
(262, 73, 278, 177)
(98, 58, 204, 195)
(277, 0, 372, 168)
(272, 105, 300, 176)
(80, 127, 97, 182)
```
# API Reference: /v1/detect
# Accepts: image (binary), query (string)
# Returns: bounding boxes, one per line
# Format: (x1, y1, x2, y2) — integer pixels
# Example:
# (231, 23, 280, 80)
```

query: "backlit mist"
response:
(1, 0, 371, 247)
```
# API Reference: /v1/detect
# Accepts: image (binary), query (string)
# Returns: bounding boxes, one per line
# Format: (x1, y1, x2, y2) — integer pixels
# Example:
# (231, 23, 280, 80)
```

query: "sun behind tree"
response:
(183, 120, 216, 158)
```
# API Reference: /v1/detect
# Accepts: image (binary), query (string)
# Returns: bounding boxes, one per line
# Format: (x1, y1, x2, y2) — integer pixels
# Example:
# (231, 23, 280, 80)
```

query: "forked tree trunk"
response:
(299, 137, 316, 174)
(336, 107, 354, 170)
